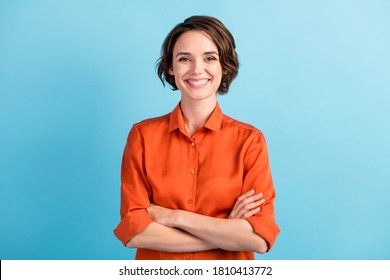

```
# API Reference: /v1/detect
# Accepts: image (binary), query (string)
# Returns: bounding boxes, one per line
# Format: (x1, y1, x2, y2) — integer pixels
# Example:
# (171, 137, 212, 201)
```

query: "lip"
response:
(185, 78, 209, 88)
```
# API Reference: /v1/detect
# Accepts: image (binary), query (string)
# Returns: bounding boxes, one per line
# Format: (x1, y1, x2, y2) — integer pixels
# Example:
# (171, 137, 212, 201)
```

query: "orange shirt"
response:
(114, 103, 280, 260)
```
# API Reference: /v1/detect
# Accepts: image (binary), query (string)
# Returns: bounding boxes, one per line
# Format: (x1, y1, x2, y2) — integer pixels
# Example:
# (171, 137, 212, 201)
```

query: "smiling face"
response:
(169, 31, 225, 104)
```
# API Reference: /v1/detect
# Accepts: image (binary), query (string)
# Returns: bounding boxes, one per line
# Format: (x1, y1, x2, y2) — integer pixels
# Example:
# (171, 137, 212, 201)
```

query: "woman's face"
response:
(169, 30, 224, 103)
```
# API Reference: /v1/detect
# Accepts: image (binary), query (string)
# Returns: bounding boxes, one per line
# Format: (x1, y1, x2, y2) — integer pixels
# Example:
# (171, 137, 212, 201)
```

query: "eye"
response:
(178, 57, 190, 62)
(205, 56, 218, 62)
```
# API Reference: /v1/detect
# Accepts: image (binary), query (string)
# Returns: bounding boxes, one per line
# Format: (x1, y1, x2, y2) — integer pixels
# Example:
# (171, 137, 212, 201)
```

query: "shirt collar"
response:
(168, 102, 223, 134)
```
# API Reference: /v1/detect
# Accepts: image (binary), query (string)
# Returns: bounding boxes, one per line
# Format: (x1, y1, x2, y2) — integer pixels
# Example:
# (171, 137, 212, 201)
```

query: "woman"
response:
(114, 15, 280, 260)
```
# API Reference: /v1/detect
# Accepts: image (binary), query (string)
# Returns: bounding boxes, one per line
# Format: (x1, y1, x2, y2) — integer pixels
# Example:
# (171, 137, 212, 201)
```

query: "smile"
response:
(186, 79, 209, 88)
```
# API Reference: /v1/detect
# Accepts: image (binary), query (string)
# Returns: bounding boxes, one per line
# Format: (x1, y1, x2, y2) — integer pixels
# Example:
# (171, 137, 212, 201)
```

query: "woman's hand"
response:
(228, 189, 265, 219)
(148, 188, 265, 226)
(147, 203, 178, 227)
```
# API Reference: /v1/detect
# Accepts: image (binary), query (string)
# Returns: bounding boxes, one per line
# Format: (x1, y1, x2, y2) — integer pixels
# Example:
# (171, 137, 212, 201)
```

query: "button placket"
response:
(188, 139, 198, 211)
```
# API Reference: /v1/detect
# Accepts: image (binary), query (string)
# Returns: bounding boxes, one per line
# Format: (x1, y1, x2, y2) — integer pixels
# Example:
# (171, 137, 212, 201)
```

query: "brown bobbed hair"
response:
(157, 15, 239, 95)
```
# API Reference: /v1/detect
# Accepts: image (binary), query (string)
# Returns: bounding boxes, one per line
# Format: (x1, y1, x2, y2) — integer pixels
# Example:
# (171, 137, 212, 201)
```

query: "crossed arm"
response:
(126, 189, 268, 254)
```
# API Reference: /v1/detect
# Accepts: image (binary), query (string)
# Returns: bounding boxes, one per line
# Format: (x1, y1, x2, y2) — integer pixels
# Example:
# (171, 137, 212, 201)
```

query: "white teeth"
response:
(187, 79, 207, 85)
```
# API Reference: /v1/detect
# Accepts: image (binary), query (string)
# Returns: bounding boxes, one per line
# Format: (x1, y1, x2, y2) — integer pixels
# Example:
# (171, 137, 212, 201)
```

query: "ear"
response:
(222, 69, 228, 75)
(168, 67, 174, 75)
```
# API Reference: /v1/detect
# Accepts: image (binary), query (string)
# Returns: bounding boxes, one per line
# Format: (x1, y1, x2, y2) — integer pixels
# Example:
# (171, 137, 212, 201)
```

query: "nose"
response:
(191, 59, 203, 75)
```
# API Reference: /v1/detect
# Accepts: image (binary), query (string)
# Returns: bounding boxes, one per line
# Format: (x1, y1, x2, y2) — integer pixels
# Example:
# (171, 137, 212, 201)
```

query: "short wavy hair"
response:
(157, 15, 239, 95)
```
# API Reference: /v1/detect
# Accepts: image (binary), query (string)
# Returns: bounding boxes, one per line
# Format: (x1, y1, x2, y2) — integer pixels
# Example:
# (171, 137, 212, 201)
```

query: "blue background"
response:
(1, 0, 389, 260)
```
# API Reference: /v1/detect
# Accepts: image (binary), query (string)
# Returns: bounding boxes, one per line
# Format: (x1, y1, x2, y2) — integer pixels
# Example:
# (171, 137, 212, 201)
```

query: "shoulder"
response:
(126, 113, 171, 143)
(221, 114, 265, 139)
(220, 114, 268, 148)
(131, 113, 170, 132)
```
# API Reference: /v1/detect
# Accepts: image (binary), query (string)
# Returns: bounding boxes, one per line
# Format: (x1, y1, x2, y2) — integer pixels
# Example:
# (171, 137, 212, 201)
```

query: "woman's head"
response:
(157, 15, 239, 94)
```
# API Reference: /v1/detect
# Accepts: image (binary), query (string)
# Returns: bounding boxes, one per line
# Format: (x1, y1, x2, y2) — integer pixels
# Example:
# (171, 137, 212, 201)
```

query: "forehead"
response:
(173, 30, 218, 53)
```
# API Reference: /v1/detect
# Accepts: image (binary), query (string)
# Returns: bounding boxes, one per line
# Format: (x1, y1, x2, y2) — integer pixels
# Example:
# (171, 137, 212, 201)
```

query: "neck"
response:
(180, 96, 217, 137)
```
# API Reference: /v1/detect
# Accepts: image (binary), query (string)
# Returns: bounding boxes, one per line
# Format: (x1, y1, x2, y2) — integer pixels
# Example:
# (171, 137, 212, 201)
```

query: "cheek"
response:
(210, 65, 223, 78)
(174, 75, 182, 88)
(172, 70, 187, 91)
(171, 64, 186, 78)
(173, 69, 184, 82)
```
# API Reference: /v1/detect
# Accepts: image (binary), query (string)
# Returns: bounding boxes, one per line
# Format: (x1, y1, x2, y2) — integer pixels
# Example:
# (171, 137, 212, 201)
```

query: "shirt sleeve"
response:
(113, 125, 153, 246)
(243, 131, 280, 251)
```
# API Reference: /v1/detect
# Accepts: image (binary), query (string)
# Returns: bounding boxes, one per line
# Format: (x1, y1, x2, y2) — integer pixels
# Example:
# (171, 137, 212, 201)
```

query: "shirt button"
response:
(187, 199, 193, 204)
(191, 142, 196, 147)
(190, 169, 195, 174)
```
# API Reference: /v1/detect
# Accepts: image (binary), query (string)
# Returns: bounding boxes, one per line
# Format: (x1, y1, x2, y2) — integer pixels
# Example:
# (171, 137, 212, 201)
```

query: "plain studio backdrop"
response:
(0, 0, 389, 260)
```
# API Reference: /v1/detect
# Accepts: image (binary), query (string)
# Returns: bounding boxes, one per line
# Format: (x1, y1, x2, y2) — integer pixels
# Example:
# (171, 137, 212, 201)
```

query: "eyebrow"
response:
(175, 51, 219, 57)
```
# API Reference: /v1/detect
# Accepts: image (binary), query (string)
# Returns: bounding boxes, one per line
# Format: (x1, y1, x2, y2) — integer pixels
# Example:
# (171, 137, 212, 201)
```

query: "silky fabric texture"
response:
(114, 103, 280, 260)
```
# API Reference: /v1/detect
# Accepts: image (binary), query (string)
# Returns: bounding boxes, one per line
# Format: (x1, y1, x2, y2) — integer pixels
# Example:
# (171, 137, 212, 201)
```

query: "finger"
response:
(237, 189, 256, 202)
(235, 198, 265, 218)
(233, 192, 264, 215)
(233, 190, 260, 210)
(242, 193, 263, 205)
(243, 207, 261, 218)
(230, 196, 264, 219)
(231, 189, 255, 209)
(229, 191, 265, 219)
(229, 190, 255, 217)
